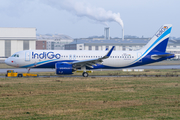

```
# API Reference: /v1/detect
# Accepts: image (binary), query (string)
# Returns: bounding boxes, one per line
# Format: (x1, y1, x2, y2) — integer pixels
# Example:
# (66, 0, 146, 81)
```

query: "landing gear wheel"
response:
(82, 72, 88, 77)
(18, 74, 23, 77)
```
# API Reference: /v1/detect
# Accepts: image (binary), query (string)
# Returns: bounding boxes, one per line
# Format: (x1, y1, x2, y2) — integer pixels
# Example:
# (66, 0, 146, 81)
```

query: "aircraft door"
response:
(137, 52, 142, 62)
(25, 51, 31, 61)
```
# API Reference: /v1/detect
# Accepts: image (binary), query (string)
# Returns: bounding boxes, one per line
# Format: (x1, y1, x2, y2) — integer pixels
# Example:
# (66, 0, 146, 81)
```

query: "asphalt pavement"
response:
(1, 65, 180, 73)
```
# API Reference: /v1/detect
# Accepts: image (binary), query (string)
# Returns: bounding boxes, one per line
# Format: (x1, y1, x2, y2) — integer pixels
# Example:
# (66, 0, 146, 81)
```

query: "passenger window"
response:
(17, 54, 19, 57)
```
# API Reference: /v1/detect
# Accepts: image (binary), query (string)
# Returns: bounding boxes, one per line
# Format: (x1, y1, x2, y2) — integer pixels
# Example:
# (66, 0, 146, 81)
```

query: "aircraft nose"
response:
(5, 58, 10, 65)
(5, 58, 8, 65)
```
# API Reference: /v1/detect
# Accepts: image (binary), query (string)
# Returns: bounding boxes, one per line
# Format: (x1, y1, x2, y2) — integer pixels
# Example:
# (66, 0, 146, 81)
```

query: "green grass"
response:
(0, 77, 180, 119)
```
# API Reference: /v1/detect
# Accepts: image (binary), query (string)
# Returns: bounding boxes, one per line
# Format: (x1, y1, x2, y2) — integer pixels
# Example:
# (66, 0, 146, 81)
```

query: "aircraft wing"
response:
(71, 46, 115, 68)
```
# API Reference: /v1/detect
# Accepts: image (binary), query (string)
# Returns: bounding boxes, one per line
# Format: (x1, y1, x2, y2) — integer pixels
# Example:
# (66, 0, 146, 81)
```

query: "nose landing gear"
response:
(27, 68, 30, 73)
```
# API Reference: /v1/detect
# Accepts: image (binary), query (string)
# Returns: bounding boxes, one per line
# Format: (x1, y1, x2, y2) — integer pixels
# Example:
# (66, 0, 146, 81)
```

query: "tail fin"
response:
(141, 24, 172, 53)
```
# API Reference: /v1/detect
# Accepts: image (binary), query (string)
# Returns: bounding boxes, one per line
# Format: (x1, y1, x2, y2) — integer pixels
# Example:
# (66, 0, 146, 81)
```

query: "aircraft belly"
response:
(103, 59, 134, 67)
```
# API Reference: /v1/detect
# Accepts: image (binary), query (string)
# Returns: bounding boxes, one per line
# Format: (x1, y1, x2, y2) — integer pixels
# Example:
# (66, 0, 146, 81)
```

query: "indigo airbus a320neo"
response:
(5, 24, 175, 77)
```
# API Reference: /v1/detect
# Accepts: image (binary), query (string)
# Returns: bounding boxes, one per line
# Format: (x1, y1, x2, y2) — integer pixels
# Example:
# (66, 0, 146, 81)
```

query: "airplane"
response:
(5, 24, 175, 77)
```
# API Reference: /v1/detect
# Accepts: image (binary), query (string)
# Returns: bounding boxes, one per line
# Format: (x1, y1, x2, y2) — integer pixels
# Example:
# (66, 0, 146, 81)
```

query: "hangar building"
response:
(0, 28, 36, 58)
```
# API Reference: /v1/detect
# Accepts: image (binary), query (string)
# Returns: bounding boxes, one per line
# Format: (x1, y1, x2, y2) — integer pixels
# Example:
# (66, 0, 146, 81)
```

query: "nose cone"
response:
(5, 58, 13, 66)
(5, 58, 8, 65)
(5, 58, 16, 67)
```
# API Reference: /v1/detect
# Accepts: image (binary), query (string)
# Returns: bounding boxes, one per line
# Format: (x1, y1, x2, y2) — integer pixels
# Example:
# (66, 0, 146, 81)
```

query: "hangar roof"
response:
(0, 28, 36, 40)
(37, 34, 73, 40)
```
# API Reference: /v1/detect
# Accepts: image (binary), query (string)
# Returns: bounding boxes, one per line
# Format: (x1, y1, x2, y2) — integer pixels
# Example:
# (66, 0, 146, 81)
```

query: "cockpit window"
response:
(11, 54, 19, 57)
(11, 54, 15, 57)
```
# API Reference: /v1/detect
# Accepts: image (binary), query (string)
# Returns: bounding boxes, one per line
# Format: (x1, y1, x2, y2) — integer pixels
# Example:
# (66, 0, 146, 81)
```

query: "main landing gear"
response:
(82, 72, 89, 77)
(81, 66, 89, 77)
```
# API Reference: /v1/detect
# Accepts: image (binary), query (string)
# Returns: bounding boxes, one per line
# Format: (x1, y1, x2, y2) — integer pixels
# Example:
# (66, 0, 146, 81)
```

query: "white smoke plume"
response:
(41, 0, 124, 28)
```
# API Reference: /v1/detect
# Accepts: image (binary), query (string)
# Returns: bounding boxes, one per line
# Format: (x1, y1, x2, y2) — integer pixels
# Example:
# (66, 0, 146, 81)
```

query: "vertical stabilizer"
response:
(141, 24, 172, 53)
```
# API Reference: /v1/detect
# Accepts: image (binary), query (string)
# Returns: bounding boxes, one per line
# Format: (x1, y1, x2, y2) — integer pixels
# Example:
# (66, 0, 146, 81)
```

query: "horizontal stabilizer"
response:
(151, 53, 174, 60)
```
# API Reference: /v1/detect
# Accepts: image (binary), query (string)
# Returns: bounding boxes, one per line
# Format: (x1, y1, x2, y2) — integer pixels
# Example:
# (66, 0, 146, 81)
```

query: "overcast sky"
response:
(0, 0, 179, 38)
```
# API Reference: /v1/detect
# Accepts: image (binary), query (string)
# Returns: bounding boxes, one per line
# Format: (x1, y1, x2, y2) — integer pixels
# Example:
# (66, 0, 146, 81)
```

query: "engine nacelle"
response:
(55, 62, 74, 75)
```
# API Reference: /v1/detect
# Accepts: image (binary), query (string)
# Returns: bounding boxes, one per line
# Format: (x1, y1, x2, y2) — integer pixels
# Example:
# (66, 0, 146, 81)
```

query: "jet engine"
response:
(55, 62, 75, 75)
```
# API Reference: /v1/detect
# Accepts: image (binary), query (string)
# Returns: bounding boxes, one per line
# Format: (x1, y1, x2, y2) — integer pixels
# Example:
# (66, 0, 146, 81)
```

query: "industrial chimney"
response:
(104, 27, 110, 40)
(122, 28, 124, 40)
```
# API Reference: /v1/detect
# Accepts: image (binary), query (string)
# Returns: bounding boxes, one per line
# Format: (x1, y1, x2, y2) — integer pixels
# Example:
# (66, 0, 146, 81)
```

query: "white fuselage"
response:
(5, 50, 139, 68)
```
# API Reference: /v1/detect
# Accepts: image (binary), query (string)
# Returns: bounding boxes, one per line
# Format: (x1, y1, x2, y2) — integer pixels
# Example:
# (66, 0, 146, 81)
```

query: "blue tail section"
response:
(140, 24, 172, 55)
(133, 24, 173, 64)
(152, 37, 169, 52)
(150, 26, 172, 53)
